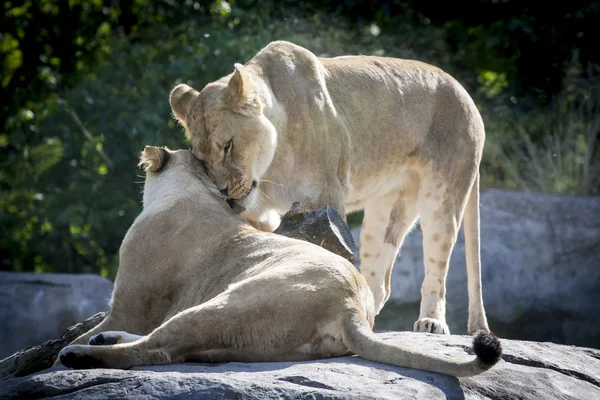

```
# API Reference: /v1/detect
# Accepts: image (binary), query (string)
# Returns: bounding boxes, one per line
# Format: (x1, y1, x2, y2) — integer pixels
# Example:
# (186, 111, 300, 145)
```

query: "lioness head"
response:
(168, 63, 277, 212)
(138, 145, 239, 211)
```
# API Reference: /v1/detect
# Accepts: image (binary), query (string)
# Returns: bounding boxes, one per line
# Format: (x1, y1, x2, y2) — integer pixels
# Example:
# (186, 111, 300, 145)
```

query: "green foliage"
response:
(0, 7, 457, 278)
(0, 12, 371, 277)
(0, 0, 221, 131)
(346, 211, 365, 230)
(1, 1, 599, 278)
(483, 68, 600, 196)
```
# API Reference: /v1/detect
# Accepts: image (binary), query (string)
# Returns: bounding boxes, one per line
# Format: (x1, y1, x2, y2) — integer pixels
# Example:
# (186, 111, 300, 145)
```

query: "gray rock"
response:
(1, 332, 598, 399)
(0, 272, 114, 359)
(352, 189, 600, 348)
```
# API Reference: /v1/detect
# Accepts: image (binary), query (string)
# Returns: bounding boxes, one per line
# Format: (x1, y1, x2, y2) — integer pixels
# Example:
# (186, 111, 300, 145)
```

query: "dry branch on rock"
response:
(0, 312, 107, 380)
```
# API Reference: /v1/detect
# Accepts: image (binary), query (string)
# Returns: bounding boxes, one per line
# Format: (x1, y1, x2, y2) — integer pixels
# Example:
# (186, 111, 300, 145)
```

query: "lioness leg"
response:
(463, 173, 489, 333)
(360, 185, 419, 314)
(58, 294, 333, 369)
(58, 302, 230, 369)
(414, 176, 471, 334)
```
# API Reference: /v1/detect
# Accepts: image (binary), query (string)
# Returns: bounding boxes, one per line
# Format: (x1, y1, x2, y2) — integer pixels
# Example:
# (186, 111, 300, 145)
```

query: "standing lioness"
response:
(57, 146, 501, 377)
(169, 41, 489, 335)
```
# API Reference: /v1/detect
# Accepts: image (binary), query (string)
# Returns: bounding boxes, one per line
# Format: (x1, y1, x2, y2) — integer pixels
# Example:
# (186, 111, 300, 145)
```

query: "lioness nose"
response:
(220, 187, 229, 196)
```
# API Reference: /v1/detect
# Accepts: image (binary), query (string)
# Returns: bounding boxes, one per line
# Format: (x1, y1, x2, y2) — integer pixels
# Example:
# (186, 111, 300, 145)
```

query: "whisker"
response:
(257, 189, 271, 201)
(259, 179, 283, 187)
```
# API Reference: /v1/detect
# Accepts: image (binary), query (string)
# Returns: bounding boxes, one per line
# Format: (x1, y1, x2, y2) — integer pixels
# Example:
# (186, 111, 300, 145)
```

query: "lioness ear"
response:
(226, 63, 262, 113)
(169, 84, 199, 127)
(138, 146, 170, 173)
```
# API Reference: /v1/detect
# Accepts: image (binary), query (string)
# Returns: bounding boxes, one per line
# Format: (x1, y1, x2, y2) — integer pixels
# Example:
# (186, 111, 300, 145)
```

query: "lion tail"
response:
(340, 313, 502, 377)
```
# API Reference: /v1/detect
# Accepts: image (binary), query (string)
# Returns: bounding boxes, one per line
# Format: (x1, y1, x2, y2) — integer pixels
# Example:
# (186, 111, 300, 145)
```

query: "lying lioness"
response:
(56, 146, 501, 377)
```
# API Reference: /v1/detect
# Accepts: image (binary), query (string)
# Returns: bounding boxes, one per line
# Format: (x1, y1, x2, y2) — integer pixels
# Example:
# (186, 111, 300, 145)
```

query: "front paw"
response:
(59, 346, 103, 369)
(414, 318, 450, 334)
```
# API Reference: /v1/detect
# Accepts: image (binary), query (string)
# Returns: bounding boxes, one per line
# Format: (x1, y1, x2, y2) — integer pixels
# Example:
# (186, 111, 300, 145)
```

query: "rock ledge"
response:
(1, 331, 598, 399)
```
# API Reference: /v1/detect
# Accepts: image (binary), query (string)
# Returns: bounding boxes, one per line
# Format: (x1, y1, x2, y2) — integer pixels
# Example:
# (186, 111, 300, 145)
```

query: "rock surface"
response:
(1, 332, 598, 399)
(0, 272, 113, 359)
(356, 189, 600, 348)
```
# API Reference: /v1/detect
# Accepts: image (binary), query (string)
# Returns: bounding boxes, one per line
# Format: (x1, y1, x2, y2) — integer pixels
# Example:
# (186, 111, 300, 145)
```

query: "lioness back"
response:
(317, 54, 483, 201)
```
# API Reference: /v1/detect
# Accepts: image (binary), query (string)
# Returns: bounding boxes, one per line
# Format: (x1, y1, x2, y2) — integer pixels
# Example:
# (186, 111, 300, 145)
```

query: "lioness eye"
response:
(223, 140, 232, 156)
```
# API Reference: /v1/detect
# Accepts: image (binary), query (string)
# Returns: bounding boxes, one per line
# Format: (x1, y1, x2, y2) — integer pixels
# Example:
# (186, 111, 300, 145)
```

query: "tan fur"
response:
(55, 147, 499, 377)
(168, 41, 489, 334)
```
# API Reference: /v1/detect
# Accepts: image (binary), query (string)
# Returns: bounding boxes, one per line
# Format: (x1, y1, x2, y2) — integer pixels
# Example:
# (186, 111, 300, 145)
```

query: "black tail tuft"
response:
(472, 330, 502, 366)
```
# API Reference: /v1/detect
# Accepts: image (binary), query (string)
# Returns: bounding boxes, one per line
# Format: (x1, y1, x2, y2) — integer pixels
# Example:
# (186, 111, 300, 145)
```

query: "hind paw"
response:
(468, 314, 490, 335)
(468, 321, 490, 335)
(414, 318, 450, 334)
